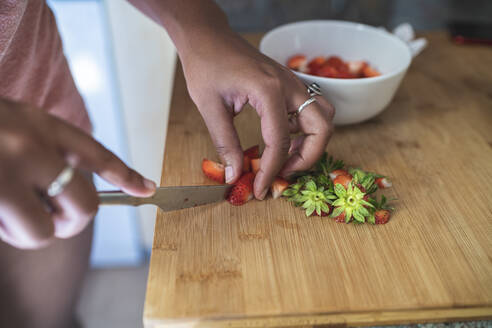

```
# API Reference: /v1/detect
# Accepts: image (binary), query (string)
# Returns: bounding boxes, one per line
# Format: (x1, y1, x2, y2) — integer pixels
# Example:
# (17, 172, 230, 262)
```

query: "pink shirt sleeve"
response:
(0, 0, 91, 133)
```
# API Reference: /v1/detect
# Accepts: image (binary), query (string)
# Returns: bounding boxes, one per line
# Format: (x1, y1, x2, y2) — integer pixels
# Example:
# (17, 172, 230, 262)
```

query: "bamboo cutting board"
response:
(144, 32, 492, 327)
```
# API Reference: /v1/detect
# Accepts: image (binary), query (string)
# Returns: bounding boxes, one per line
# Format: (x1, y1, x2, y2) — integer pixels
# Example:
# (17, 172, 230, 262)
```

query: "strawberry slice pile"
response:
(286, 54, 381, 79)
(201, 145, 289, 206)
(201, 148, 396, 224)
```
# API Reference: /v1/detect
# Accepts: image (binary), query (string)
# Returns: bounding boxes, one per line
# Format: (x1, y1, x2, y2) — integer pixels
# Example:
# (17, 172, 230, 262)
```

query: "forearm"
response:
(127, 0, 231, 58)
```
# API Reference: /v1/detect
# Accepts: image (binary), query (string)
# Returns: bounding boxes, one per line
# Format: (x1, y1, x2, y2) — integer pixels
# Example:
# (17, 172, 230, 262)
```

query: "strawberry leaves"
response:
(281, 152, 395, 224)
(330, 182, 374, 223)
(291, 180, 336, 216)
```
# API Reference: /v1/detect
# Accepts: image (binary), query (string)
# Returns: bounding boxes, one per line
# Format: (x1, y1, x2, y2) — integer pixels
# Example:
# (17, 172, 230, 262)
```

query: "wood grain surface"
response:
(144, 32, 492, 327)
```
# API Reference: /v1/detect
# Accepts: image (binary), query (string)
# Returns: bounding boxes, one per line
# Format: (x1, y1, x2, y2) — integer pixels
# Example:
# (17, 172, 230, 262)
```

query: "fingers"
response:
(200, 100, 244, 184)
(49, 116, 156, 197)
(289, 135, 305, 155)
(253, 88, 291, 199)
(281, 96, 335, 177)
(50, 170, 99, 239)
(27, 151, 99, 239)
(0, 185, 54, 249)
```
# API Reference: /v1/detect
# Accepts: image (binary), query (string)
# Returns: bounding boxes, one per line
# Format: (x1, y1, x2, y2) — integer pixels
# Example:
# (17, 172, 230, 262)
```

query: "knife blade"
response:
(98, 185, 232, 212)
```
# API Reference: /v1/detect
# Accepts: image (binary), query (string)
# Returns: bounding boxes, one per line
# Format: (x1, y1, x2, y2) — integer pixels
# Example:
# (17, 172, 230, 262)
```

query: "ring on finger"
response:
(297, 97, 317, 116)
(306, 82, 322, 96)
(47, 165, 75, 197)
(288, 82, 322, 118)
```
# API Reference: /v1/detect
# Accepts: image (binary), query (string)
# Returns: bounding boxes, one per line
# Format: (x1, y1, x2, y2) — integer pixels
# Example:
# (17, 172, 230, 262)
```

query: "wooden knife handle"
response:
(98, 191, 147, 207)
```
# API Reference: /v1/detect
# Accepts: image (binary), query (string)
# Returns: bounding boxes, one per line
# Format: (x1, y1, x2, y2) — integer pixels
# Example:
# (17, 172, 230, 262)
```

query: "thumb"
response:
(200, 101, 243, 184)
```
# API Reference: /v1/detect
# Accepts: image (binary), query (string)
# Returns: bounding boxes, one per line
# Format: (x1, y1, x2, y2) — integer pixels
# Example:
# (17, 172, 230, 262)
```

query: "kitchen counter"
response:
(143, 32, 492, 327)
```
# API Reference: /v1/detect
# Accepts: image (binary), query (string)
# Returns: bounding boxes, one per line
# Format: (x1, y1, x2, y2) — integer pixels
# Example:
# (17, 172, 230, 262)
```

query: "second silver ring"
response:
(297, 97, 317, 115)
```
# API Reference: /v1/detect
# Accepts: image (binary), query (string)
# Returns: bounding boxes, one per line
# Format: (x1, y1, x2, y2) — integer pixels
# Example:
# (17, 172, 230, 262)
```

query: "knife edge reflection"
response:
(98, 185, 232, 212)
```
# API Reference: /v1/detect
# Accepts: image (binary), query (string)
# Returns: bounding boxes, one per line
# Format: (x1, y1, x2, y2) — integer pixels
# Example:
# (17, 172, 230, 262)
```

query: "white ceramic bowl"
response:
(260, 20, 412, 125)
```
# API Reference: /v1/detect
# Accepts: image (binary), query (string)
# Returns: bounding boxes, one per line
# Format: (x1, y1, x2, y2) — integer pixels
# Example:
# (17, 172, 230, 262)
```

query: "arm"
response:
(128, 0, 335, 199)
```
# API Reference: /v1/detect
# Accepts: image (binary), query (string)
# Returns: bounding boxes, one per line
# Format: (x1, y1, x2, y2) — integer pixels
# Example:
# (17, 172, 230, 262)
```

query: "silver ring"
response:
(297, 97, 317, 115)
(307, 83, 322, 96)
(47, 165, 75, 197)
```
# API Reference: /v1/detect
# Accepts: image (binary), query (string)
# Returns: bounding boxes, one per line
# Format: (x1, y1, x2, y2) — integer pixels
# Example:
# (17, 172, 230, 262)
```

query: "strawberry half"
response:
(375, 177, 392, 189)
(227, 172, 255, 206)
(244, 145, 260, 159)
(286, 54, 307, 72)
(347, 60, 366, 77)
(307, 56, 326, 75)
(251, 158, 260, 175)
(329, 169, 349, 180)
(333, 174, 353, 189)
(317, 65, 339, 78)
(374, 209, 391, 224)
(202, 159, 225, 183)
(325, 56, 345, 70)
(243, 155, 251, 173)
(362, 65, 381, 78)
(270, 177, 289, 199)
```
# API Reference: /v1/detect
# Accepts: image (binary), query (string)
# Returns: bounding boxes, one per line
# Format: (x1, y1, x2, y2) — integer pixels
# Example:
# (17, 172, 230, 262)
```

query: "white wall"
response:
(105, 0, 177, 251)
(49, 1, 144, 266)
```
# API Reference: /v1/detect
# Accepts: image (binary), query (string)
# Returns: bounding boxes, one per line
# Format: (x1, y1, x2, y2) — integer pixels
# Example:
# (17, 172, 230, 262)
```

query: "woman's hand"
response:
(128, 0, 335, 199)
(0, 99, 156, 249)
(180, 30, 335, 199)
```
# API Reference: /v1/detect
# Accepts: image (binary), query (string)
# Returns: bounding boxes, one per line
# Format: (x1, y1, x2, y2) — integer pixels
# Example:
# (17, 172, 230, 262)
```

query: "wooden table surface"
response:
(144, 32, 492, 328)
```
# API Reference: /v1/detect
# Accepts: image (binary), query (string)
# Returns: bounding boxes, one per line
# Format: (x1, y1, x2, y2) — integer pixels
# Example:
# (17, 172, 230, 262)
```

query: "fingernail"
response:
(225, 166, 234, 183)
(259, 188, 268, 200)
(144, 179, 157, 190)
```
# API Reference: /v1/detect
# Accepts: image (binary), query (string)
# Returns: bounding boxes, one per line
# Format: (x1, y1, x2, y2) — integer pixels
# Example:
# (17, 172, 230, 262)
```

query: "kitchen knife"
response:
(98, 185, 231, 212)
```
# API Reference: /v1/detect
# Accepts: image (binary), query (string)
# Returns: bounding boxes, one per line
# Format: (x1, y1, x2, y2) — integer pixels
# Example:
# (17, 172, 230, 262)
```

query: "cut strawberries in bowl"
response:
(260, 20, 412, 125)
(287, 54, 380, 79)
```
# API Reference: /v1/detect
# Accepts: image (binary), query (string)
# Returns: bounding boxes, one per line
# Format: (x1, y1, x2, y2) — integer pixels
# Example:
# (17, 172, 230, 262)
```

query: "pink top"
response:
(0, 0, 91, 133)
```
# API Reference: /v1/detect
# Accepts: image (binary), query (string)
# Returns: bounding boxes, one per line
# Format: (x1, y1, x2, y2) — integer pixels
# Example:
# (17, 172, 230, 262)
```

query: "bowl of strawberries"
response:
(260, 20, 412, 125)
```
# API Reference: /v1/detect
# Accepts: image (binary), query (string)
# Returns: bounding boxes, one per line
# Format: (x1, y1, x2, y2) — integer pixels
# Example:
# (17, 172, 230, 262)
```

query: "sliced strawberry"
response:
(251, 158, 261, 175)
(286, 54, 307, 72)
(202, 159, 225, 183)
(374, 209, 391, 224)
(244, 145, 260, 159)
(227, 172, 255, 206)
(334, 212, 346, 223)
(307, 56, 326, 75)
(336, 71, 356, 79)
(325, 56, 345, 70)
(375, 177, 392, 189)
(362, 65, 381, 78)
(333, 174, 353, 189)
(347, 60, 366, 77)
(329, 169, 349, 180)
(317, 65, 339, 78)
(270, 177, 289, 199)
(243, 155, 251, 173)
